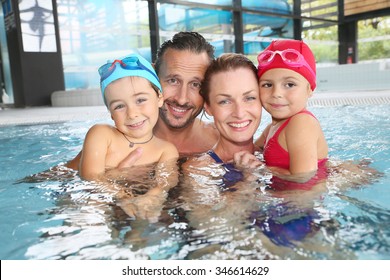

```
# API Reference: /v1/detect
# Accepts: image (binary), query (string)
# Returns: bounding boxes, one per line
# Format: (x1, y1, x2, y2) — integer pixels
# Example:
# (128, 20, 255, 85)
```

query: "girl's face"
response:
(205, 67, 262, 144)
(105, 76, 163, 141)
(259, 68, 312, 121)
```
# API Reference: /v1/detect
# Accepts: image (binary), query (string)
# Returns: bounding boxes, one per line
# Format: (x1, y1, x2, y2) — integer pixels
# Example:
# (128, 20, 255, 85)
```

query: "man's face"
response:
(158, 49, 210, 129)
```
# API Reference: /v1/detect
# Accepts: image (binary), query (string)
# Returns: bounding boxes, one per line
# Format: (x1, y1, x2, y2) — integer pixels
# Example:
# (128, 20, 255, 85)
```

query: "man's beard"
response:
(159, 101, 202, 129)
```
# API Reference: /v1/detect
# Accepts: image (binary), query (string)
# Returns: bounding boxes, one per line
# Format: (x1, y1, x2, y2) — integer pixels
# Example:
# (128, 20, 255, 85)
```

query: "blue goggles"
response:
(98, 54, 162, 103)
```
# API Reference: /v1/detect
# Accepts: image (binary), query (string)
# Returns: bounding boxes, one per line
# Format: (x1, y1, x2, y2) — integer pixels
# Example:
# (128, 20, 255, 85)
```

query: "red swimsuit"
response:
(263, 110, 328, 190)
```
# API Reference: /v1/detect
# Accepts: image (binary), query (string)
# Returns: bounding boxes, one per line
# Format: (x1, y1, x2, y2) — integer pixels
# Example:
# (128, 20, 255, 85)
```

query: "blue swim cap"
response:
(98, 53, 162, 104)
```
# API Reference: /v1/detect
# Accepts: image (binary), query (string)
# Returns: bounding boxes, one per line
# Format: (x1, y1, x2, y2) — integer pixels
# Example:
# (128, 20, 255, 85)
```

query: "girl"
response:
(256, 39, 328, 177)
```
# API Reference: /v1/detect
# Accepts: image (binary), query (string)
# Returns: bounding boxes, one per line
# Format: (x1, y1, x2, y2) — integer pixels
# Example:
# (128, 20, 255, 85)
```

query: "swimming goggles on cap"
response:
(257, 49, 316, 78)
(98, 56, 159, 83)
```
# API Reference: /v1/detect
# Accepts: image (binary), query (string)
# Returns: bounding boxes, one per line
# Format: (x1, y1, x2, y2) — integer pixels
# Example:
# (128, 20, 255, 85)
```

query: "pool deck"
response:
(1, 89, 390, 126)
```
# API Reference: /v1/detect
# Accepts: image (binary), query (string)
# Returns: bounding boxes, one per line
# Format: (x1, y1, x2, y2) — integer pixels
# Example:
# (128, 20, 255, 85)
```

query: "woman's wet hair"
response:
(200, 53, 257, 104)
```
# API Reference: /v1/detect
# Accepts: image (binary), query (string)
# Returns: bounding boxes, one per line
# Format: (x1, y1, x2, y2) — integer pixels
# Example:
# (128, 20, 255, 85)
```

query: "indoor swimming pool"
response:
(0, 104, 389, 260)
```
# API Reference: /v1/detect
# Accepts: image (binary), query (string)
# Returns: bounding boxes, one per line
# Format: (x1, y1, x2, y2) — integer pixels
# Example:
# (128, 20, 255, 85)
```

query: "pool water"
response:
(0, 105, 389, 260)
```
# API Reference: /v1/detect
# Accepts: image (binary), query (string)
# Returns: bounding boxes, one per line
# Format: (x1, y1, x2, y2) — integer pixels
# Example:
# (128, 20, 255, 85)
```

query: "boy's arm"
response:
(79, 124, 110, 181)
(159, 142, 179, 162)
(118, 144, 179, 223)
(65, 138, 143, 171)
(156, 143, 179, 191)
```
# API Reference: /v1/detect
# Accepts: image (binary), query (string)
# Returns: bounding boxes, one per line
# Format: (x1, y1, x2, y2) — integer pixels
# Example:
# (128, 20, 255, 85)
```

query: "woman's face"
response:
(205, 67, 262, 144)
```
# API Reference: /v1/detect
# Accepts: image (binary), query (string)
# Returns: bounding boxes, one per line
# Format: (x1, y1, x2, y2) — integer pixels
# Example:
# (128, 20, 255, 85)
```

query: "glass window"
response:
(302, 20, 338, 65)
(301, 0, 338, 22)
(179, 0, 232, 5)
(158, 4, 234, 56)
(358, 16, 390, 61)
(0, 7, 13, 103)
(242, 0, 291, 15)
(57, 0, 150, 90)
(241, 1, 293, 61)
(301, 0, 339, 65)
(242, 12, 293, 61)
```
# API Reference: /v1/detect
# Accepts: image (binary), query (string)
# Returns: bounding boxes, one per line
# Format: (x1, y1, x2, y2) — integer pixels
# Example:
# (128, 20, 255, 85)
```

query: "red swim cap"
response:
(257, 40, 317, 91)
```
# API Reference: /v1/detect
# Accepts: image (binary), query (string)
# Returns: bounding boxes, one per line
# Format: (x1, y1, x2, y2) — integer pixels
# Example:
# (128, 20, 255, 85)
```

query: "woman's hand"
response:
(233, 150, 263, 170)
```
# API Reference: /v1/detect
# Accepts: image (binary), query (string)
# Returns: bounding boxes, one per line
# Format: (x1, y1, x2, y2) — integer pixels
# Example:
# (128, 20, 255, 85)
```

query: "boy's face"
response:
(105, 76, 163, 140)
(259, 68, 312, 121)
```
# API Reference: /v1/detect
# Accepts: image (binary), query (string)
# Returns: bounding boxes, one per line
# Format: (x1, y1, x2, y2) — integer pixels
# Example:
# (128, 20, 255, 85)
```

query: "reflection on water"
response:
(20, 163, 182, 260)
(12, 156, 382, 260)
(1, 105, 390, 259)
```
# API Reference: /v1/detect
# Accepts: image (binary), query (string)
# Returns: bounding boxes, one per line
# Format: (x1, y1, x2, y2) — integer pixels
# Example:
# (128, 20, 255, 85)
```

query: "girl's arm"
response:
(79, 124, 110, 181)
(285, 114, 321, 175)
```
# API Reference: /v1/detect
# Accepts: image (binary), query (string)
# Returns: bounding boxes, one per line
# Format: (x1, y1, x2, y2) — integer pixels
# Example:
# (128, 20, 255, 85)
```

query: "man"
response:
(153, 31, 218, 155)
(66, 32, 219, 170)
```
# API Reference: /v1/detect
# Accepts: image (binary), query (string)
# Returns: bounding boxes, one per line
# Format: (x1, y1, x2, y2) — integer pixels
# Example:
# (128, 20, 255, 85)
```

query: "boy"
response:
(80, 53, 178, 181)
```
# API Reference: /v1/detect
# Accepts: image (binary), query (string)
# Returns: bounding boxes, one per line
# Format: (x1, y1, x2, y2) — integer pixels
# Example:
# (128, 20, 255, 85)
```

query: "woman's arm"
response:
(255, 124, 271, 150)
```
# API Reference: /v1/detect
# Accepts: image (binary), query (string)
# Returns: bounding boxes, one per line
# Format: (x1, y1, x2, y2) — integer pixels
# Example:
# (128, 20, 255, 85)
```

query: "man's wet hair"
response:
(154, 31, 215, 75)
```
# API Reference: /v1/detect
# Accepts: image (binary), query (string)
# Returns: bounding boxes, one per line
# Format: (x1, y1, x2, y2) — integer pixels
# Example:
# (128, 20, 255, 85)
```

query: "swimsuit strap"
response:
(273, 118, 291, 140)
(270, 109, 315, 141)
(207, 150, 243, 190)
(207, 150, 224, 163)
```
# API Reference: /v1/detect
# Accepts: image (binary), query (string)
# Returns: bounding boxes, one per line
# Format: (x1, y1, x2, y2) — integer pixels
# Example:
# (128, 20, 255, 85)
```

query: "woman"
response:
(183, 53, 262, 189)
(176, 54, 280, 258)
(179, 54, 324, 255)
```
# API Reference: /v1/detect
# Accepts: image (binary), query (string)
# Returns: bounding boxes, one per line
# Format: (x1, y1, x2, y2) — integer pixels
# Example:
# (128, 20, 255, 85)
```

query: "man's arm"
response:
(65, 150, 82, 170)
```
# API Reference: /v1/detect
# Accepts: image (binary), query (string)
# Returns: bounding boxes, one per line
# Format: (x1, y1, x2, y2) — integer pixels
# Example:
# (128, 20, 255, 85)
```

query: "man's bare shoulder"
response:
(174, 118, 218, 155)
(154, 136, 179, 153)
(195, 118, 219, 137)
